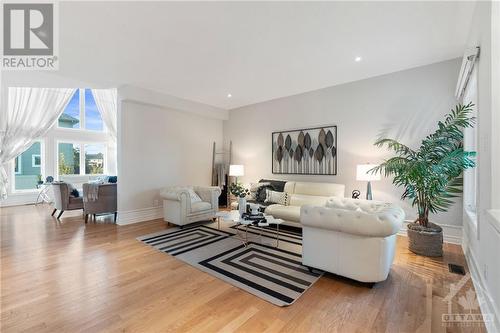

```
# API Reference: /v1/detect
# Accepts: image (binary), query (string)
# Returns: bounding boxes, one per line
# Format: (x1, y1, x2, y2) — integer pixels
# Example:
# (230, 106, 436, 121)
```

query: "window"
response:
(58, 89, 104, 131)
(84, 89, 104, 131)
(58, 90, 80, 128)
(58, 142, 105, 176)
(13, 142, 42, 191)
(464, 68, 478, 217)
(32, 154, 41, 167)
(14, 156, 21, 174)
(85, 144, 105, 174)
(58, 142, 80, 175)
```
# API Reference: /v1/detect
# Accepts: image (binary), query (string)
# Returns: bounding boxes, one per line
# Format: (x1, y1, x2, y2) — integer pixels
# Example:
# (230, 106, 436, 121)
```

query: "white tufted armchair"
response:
(160, 186, 221, 227)
(300, 197, 405, 283)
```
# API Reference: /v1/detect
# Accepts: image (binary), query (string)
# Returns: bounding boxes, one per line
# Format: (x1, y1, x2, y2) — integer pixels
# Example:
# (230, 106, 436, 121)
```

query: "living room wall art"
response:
(272, 125, 337, 175)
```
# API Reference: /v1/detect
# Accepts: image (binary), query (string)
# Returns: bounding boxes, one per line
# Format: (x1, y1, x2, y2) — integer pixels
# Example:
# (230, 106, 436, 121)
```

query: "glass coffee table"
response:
(216, 210, 283, 247)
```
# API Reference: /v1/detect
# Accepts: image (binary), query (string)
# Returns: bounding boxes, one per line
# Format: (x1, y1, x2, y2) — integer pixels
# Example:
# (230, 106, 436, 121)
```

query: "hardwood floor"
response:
(0, 204, 487, 332)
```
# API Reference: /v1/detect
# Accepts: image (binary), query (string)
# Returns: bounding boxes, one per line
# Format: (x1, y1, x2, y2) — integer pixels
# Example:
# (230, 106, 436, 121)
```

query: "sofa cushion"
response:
(289, 194, 330, 207)
(68, 196, 83, 210)
(191, 201, 212, 212)
(264, 204, 301, 222)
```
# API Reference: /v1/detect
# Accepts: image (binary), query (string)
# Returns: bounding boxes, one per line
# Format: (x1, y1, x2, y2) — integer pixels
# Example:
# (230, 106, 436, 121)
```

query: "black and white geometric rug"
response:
(137, 223, 322, 306)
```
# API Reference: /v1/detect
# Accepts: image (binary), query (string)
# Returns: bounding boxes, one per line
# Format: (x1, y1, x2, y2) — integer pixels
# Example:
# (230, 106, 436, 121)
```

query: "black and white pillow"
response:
(249, 182, 270, 200)
(265, 189, 288, 205)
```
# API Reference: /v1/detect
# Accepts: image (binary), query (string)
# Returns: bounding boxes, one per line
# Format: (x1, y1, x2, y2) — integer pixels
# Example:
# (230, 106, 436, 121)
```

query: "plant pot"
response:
(238, 197, 247, 217)
(407, 222, 443, 257)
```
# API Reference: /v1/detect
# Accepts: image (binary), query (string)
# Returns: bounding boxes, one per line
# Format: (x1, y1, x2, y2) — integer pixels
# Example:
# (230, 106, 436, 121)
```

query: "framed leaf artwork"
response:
(272, 126, 337, 175)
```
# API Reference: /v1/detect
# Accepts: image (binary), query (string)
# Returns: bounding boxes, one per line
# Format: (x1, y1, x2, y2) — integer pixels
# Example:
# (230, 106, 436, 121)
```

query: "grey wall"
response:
(224, 59, 462, 226)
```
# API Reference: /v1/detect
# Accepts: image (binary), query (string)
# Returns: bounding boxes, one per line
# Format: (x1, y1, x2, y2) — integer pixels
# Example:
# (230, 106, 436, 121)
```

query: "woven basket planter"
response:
(407, 222, 443, 257)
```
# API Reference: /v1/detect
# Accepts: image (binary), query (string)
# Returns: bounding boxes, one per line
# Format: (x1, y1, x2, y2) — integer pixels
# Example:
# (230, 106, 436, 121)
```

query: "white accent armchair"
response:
(160, 186, 221, 227)
(300, 197, 405, 283)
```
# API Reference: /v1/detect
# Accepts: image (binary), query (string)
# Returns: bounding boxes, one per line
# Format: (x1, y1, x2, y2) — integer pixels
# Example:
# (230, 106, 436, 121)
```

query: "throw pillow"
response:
(265, 189, 288, 205)
(67, 183, 79, 198)
(256, 184, 274, 203)
(249, 182, 271, 200)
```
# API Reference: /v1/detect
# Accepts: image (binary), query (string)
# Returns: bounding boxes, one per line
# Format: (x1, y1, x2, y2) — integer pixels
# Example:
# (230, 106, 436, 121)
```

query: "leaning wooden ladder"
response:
(211, 141, 232, 207)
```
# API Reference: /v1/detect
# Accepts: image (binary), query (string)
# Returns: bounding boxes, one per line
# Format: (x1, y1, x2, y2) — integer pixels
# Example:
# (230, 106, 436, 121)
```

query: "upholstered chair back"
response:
(52, 183, 69, 210)
(82, 183, 117, 215)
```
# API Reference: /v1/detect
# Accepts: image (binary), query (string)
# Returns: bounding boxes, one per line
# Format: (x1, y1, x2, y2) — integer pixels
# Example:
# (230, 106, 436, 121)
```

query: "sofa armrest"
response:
(193, 186, 221, 210)
(300, 204, 404, 237)
(160, 187, 192, 212)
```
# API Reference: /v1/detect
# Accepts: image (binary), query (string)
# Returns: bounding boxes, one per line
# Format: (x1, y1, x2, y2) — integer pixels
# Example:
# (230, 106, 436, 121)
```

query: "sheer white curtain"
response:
(91, 89, 117, 141)
(0, 87, 76, 199)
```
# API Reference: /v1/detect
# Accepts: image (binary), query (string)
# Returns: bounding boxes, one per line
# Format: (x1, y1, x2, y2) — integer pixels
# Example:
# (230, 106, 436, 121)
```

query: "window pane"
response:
(85, 144, 105, 174)
(14, 142, 42, 190)
(85, 89, 103, 131)
(58, 90, 80, 128)
(58, 143, 80, 175)
(14, 156, 20, 174)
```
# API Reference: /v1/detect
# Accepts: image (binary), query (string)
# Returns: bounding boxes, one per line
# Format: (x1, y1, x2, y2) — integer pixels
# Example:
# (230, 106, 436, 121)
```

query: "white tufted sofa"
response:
(300, 197, 405, 283)
(264, 181, 345, 227)
(160, 186, 221, 227)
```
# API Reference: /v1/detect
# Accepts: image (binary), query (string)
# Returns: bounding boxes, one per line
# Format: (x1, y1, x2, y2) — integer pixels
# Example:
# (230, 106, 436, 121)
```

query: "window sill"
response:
(11, 189, 39, 195)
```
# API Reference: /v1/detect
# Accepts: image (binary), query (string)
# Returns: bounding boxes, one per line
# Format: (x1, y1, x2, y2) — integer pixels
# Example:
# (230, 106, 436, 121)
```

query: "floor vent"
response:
(448, 263, 466, 275)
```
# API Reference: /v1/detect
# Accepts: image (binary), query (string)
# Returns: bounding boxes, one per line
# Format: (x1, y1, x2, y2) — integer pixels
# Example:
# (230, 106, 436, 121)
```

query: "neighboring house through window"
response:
(13, 141, 42, 191)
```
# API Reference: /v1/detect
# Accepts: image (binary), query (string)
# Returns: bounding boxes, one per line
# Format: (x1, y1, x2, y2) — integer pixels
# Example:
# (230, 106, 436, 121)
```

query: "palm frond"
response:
(374, 138, 416, 157)
(373, 103, 476, 226)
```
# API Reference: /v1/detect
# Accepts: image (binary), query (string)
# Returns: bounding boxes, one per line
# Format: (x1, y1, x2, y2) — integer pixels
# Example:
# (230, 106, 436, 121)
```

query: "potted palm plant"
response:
(372, 103, 476, 257)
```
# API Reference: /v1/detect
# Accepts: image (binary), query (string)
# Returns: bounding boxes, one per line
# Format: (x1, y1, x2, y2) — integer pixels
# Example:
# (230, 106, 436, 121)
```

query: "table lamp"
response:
(356, 164, 381, 200)
(229, 164, 244, 183)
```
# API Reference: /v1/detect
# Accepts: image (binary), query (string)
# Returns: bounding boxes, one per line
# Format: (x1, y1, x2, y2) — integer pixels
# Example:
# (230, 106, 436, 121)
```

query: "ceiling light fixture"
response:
(355, 56, 362, 62)
(227, 93, 232, 98)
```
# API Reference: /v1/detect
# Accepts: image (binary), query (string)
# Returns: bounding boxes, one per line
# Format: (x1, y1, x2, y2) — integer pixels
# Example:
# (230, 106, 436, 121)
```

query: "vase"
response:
(238, 197, 247, 217)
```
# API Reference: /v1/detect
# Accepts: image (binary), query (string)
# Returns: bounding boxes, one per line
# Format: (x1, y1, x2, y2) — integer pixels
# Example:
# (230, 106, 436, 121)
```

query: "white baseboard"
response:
(0, 193, 38, 207)
(398, 220, 463, 244)
(463, 239, 500, 333)
(117, 206, 163, 225)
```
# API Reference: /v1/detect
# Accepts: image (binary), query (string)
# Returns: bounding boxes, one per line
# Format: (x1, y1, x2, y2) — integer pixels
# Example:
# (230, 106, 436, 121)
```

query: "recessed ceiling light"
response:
(227, 93, 232, 98)
(355, 56, 362, 62)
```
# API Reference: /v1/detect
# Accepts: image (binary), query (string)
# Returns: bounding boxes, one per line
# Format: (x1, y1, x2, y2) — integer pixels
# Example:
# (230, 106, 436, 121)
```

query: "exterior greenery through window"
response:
(58, 143, 105, 175)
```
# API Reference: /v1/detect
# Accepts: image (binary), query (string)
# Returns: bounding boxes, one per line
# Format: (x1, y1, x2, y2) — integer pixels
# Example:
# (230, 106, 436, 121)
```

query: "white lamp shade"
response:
(229, 164, 244, 177)
(356, 164, 381, 181)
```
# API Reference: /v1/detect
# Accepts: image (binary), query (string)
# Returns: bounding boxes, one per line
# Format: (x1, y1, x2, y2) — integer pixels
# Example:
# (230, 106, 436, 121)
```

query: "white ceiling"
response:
(58, 1, 476, 110)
